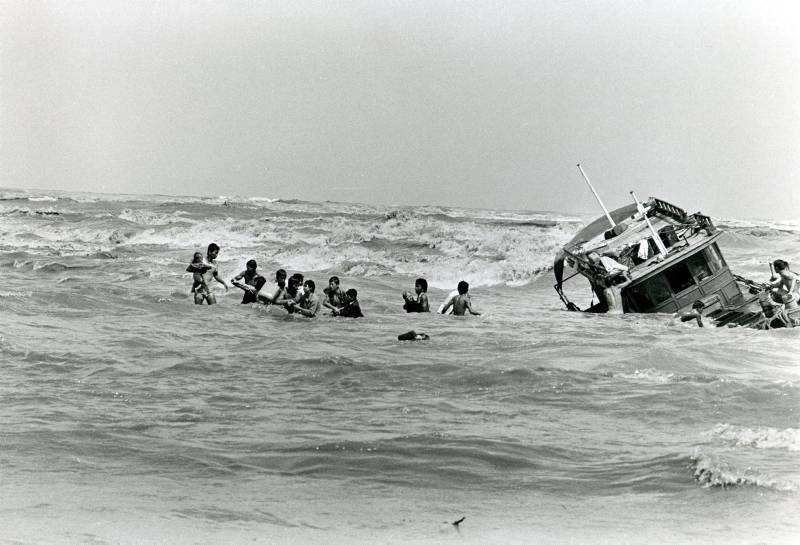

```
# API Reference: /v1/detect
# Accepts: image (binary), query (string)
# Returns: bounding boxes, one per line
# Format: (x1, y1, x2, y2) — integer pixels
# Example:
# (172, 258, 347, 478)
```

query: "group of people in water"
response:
(186, 243, 481, 318)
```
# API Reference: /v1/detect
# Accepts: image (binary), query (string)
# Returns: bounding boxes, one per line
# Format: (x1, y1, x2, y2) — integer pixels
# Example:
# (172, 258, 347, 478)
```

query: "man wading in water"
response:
(187, 243, 228, 305)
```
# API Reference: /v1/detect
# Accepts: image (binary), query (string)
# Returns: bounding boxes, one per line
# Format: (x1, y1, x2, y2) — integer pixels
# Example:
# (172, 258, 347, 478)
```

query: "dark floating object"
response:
(397, 330, 429, 341)
(452, 516, 465, 527)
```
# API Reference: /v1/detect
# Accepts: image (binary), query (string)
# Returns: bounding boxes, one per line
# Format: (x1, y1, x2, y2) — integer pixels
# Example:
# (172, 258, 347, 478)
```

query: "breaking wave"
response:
(689, 452, 796, 491)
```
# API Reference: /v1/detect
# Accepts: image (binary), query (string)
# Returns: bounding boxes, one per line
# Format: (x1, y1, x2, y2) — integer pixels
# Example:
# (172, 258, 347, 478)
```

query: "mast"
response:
(577, 164, 615, 228)
(630, 190, 668, 257)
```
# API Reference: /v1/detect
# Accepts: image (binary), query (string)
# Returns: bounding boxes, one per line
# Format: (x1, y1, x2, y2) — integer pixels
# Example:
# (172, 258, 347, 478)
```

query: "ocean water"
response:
(0, 189, 798, 545)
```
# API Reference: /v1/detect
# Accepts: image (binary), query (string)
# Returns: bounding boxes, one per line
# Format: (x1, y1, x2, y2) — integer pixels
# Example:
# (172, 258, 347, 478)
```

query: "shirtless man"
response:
(275, 273, 304, 313)
(287, 279, 321, 318)
(256, 269, 288, 305)
(440, 280, 480, 316)
(323, 276, 348, 313)
(187, 243, 228, 305)
(767, 259, 799, 309)
(231, 259, 265, 304)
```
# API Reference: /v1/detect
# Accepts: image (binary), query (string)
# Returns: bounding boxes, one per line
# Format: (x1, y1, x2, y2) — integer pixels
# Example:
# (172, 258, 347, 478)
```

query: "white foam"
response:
(710, 423, 800, 452)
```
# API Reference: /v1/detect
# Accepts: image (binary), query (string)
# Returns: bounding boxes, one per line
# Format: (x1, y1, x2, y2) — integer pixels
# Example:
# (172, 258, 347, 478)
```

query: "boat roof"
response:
(556, 197, 719, 287)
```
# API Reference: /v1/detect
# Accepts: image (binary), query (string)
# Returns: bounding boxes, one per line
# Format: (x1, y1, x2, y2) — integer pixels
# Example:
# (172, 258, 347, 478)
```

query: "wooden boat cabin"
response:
(554, 198, 746, 315)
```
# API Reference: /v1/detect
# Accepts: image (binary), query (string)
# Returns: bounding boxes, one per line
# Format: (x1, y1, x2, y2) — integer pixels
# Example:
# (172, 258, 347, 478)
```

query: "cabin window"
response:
(664, 262, 696, 293)
(704, 244, 725, 273)
(685, 252, 712, 282)
(627, 274, 672, 310)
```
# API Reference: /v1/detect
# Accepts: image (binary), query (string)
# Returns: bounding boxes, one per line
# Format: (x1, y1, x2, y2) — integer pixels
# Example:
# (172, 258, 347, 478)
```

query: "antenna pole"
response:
(630, 190, 668, 257)
(577, 164, 615, 228)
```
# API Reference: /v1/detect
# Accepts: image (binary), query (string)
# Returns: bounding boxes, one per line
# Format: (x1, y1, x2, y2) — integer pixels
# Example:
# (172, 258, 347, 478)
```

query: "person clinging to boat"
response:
(766, 259, 799, 309)
(678, 300, 705, 327)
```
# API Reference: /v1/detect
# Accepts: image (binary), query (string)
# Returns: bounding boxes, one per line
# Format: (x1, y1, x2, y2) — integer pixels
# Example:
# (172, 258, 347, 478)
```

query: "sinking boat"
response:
(553, 168, 798, 329)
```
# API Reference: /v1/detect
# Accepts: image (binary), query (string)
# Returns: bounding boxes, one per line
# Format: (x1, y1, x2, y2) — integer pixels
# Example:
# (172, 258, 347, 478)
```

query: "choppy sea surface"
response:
(1, 188, 798, 544)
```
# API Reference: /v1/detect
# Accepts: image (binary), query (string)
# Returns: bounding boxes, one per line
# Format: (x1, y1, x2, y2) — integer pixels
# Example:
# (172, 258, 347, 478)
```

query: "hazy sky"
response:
(2, 1, 798, 218)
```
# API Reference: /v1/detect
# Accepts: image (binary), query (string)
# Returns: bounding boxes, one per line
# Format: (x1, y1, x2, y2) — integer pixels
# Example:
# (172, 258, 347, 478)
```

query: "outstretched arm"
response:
(466, 297, 480, 316)
(212, 271, 228, 291)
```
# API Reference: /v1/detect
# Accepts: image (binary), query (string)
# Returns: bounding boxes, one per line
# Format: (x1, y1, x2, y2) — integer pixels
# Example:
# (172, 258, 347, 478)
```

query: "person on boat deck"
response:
(323, 276, 349, 313)
(231, 259, 266, 304)
(766, 259, 799, 309)
(257, 268, 287, 305)
(286, 279, 321, 318)
(440, 281, 481, 316)
(402, 278, 430, 313)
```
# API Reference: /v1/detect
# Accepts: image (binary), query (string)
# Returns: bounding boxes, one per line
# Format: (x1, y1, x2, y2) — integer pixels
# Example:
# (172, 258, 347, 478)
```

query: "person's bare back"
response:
(451, 293, 479, 316)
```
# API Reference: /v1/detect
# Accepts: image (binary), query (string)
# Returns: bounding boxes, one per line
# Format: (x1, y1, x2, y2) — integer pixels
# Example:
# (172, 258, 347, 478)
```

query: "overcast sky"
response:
(2, 1, 798, 219)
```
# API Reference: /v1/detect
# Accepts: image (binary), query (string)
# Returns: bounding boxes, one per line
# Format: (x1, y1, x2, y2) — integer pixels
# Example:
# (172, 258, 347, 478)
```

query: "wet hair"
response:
(276, 268, 287, 280)
(192, 252, 204, 262)
(208, 243, 220, 253)
(246, 259, 257, 269)
(329, 276, 340, 285)
(692, 300, 705, 310)
(304, 279, 316, 293)
(457, 280, 469, 294)
(346, 288, 357, 299)
(773, 259, 789, 271)
(415, 278, 428, 292)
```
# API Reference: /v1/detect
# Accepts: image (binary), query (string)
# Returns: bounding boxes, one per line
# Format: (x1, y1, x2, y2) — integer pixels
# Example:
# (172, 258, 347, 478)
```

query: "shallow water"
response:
(1, 189, 799, 544)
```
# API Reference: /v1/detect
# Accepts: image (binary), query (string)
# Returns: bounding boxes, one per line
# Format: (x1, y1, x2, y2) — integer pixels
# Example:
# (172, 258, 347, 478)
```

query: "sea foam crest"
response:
(689, 453, 796, 491)
(710, 423, 800, 452)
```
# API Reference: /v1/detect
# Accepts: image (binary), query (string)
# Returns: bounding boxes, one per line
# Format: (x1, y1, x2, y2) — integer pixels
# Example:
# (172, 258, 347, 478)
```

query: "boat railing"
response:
(648, 198, 687, 222)
(692, 212, 716, 233)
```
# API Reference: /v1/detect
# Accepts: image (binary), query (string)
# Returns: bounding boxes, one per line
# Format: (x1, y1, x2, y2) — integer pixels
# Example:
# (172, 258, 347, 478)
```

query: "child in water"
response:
(187, 252, 211, 296)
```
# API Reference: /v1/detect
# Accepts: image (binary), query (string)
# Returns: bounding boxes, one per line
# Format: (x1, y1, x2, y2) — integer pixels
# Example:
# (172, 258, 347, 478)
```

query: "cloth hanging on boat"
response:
(637, 239, 650, 260)
(599, 256, 629, 275)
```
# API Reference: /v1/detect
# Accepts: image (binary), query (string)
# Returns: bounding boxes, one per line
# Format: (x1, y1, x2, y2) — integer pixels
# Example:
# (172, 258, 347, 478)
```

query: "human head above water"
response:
(457, 280, 469, 294)
(773, 259, 789, 272)
(192, 252, 203, 263)
(346, 288, 357, 299)
(246, 259, 257, 270)
(304, 279, 316, 293)
(276, 269, 287, 281)
(207, 243, 220, 254)
(415, 278, 428, 292)
(328, 276, 340, 286)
